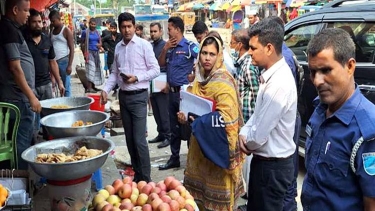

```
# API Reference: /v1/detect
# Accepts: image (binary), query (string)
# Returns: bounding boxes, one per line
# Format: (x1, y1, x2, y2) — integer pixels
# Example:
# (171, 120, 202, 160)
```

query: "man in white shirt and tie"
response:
(239, 17, 297, 211)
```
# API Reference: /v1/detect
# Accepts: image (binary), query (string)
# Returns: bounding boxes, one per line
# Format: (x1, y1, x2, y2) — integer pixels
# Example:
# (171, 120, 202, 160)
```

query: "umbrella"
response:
(193, 3, 205, 10)
(222, 2, 231, 10)
(30, 0, 58, 11)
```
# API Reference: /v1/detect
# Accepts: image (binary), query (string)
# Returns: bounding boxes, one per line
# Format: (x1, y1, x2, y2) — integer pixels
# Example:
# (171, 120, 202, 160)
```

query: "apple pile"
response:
(90, 176, 197, 211)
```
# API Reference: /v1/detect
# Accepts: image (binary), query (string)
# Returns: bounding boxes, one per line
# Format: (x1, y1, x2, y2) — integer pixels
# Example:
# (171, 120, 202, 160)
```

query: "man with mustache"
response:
(23, 8, 65, 141)
(24, 9, 65, 101)
(301, 28, 375, 211)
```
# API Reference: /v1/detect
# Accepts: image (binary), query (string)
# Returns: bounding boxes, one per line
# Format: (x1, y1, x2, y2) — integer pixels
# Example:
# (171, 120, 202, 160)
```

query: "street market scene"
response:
(0, 0, 375, 210)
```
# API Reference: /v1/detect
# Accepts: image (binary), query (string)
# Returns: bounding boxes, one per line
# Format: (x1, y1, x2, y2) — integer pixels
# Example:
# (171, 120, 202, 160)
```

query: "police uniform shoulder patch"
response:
(193, 46, 199, 54)
(362, 152, 375, 175)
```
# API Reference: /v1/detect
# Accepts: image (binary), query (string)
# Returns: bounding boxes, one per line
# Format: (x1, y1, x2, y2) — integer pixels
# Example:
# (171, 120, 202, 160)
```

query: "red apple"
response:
(131, 182, 137, 189)
(148, 181, 156, 188)
(121, 198, 132, 204)
(119, 202, 134, 210)
(101, 204, 113, 211)
(109, 207, 121, 211)
(169, 200, 180, 211)
(142, 204, 152, 211)
(176, 196, 186, 209)
(161, 195, 172, 203)
(164, 177, 175, 190)
(147, 192, 159, 204)
(112, 179, 124, 194)
(152, 186, 162, 195)
(168, 190, 180, 200)
(151, 198, 163, 210)
(136, 193, 148, 206)
(159, 190, 167, 198)
(158, 202, 171, 211)
(184, 204, 195, 211)
(131, 206, 142, 211)
(141, 184, 153, 195)
(96, 200, 109, 211)
(122, 176, 133, 185)
(137, 181, 147, 191)
(118, 184, 132, 199)
(156, 181, 167, 192)
(169, 180, 182, 190)
(105, 185, 116, 195)
(175, 185, 187, 198)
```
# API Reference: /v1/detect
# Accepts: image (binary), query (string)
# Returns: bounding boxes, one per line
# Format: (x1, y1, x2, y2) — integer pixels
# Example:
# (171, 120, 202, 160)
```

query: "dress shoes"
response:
(148, 136, 163, 143)
(157, 139, 170, 148)
(159, 159, 180, 170)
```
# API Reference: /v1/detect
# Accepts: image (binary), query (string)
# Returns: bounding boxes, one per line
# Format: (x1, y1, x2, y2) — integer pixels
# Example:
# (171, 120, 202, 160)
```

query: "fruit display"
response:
(89, 176, 197, 211)
(0, 184, 10, 209)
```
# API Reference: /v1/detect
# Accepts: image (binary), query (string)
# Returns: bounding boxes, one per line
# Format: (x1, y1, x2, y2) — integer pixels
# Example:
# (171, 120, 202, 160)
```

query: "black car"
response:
(284, 0, 375, 157)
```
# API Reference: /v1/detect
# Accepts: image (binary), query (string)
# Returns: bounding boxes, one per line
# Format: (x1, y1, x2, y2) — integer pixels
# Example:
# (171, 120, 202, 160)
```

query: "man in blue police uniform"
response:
(301, 28, 375, 210)
(158, 16, 198, 170)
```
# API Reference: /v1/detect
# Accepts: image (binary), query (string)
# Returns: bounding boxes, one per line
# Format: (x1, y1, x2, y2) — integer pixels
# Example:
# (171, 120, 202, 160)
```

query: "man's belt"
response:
(253, 154, 293, 161)
(120, 89, 147, 95)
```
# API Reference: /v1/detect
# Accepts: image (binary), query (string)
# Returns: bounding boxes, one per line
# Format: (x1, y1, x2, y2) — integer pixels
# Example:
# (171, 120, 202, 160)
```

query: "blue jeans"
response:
(8, 101, 35, 170)
(57, 56, 71, 97)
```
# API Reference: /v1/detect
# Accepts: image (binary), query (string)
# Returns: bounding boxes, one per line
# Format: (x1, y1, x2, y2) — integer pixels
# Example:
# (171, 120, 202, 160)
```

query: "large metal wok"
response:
(21, 137, 114, 181)
(40, 110, 109, 139)
(40, 97, 94, 116)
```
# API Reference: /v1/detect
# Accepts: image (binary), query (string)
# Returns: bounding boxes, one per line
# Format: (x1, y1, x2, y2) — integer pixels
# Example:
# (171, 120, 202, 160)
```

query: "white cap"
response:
(247, 10, 257, 16)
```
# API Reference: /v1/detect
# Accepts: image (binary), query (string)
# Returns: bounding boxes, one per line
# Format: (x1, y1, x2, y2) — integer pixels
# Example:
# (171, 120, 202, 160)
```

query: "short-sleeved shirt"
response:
(166, 37, 198, 87)
(301, 87, 375, 211)
(24, 32, 55, 87)
(0, 18, 35, 102)
(81, 29, 100, 51)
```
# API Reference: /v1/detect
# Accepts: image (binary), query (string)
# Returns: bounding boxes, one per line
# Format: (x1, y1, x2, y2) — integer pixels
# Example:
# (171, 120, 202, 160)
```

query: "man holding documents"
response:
(301, 29, 375, 211)
(148, 22, 171, 148)
(100, 12, 160, 182)
(158, 17, 199, 170)
(239, 18, 297, 211)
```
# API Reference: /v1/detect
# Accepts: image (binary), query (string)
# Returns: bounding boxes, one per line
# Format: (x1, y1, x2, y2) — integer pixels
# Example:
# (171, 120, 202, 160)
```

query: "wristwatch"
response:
(134, 76, 139, 84)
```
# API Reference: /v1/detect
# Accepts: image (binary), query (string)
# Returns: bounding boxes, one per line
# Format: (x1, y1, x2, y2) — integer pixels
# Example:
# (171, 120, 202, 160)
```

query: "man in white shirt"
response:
(239, 17, 297, 211)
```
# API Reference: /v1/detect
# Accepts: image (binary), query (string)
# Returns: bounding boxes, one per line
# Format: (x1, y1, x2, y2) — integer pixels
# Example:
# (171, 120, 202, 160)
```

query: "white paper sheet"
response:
(180, 90, 214, 118)
(151, 73, 167, 93)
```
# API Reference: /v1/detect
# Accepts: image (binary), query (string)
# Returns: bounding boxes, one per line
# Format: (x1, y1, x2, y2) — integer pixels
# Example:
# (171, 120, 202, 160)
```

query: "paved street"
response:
(67, 28, 306, 210)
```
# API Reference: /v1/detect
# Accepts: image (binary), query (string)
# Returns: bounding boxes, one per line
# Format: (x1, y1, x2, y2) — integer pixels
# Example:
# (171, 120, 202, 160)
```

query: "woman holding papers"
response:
(177, 36, 245, 211)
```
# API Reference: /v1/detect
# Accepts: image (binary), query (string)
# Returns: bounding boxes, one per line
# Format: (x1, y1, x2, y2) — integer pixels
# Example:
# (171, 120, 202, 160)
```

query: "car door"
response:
(284, 15, 325, 153)
(322, 13, 375, 107)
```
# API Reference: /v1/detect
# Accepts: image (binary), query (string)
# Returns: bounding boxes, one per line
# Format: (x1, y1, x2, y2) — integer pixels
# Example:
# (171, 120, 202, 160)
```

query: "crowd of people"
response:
(0, 0, 374, 210)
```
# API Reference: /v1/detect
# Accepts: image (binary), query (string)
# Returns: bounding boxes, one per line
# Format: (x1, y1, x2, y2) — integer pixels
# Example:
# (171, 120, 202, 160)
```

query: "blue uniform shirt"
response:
(301, 86, 375, 211)
(166, 37, 198, 87)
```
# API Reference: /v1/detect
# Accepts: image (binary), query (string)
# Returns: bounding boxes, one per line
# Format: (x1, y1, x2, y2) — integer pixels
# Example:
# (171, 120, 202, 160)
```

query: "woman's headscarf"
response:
(194, 36, 226, 85)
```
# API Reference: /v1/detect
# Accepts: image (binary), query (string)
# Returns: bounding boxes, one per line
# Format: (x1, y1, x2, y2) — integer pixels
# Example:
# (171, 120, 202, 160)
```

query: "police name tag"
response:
(362, 152, 375, 175)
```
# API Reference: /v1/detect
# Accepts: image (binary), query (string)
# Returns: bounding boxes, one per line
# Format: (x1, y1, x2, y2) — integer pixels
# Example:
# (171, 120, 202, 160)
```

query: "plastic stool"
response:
(92, 169, 103, 191)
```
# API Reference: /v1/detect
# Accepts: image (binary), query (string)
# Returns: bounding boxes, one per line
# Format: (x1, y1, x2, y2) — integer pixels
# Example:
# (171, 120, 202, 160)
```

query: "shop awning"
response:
(226, 4, 242, 12)
(31, 0, 58, 11)
(232, 0, 241, 6)
(185, 1, 196, 10)
(193, 3, 205, 9)
(254, 0, 267, 4)
(221, 2, 231, 10)
(177, 5, 185, 11)
(209, 2, 221, 11)
(289, 0, 306, 7)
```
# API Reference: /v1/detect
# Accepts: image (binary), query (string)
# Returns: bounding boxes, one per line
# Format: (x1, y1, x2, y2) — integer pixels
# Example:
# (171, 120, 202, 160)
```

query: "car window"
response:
(327, 22, 375, 62)
(284, 23, 322, 61)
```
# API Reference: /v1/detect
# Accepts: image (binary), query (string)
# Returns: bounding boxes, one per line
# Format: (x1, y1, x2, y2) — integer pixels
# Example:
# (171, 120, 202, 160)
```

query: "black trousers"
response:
(283, 112, 301, 211)
(119, 90, 151, 182)
(247, 156, 294, 211)
(150, 92, 171, 140)
(168, 91, 181, 161)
